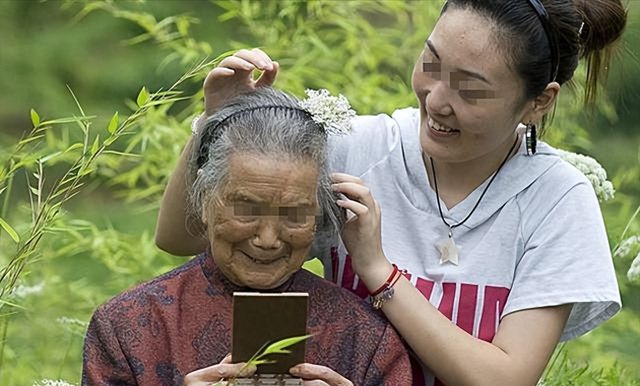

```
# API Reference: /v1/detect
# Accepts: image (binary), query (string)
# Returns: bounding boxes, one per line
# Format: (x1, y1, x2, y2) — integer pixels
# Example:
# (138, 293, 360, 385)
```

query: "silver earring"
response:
(525, 123, 537, 156)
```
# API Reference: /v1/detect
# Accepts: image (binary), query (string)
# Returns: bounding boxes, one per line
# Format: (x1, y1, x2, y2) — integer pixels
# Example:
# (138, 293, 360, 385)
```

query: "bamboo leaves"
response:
(0, 66, 207, 308)
(30, 109, 40, 128)
(137, 87, 149, 107)
(107, 112, 119, 134)
(0, 217, 19, 243)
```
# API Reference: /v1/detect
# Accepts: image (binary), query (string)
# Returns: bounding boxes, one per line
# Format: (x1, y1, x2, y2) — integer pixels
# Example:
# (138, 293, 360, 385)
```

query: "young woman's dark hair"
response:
(442, 0, 627, 104)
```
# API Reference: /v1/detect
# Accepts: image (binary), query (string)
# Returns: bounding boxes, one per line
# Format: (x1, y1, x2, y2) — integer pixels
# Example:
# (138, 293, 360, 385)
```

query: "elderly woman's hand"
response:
(183, 355, 257, 386)
(202, 48, 279, 117)
(290, 364, 354, 386)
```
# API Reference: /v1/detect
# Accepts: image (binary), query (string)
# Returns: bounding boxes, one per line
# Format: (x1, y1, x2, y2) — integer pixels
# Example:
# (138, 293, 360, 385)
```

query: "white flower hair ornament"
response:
(298, 88, 356, 135)
(556, 149, 615, 202)
(191, 88, 355, 136)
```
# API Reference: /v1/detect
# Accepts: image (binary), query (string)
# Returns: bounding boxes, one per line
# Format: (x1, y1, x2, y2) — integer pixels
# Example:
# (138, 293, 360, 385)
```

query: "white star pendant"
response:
(436, 234, 461, 265)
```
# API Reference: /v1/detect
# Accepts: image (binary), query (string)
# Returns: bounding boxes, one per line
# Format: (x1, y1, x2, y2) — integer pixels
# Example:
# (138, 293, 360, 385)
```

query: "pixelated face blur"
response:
(204, 153, 319, 289)
(412, 8, 530, 165)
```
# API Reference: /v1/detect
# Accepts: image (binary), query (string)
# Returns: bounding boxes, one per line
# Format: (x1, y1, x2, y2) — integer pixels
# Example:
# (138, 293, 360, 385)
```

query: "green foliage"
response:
(540, 344, 639, 386)
(246, 334, 313, 367)
(0, 1, 638, 385)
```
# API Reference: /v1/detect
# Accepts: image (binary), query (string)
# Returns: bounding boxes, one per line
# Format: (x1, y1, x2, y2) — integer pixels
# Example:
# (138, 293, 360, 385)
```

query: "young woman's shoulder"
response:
(526, 141, 604, 204)
(328, 107, 418, 176)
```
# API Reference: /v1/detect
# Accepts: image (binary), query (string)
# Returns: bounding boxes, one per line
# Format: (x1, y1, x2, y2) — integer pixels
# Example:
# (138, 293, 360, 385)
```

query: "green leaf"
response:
(40, 116, 96, 125)
(30, 108, 40, 127)
(18, 134, 44, 146)
(0, 298, 27, 310)
(65, 143, 85, 153)
(91, 135, 100, 155)
(260, 334, 313, 356)
(137, 87, 149, 107)
(0, 216, 20, 243)
(29, 185, 40, 196)
(103, 136, 117, 147)
(250, 359, 277, 366)
(108, 111, 119, 134)
(40, 151, 62, 163)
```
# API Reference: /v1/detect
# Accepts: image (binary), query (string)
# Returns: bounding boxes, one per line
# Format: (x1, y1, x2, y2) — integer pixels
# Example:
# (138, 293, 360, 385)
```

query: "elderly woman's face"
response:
(204, 153, 319, 289)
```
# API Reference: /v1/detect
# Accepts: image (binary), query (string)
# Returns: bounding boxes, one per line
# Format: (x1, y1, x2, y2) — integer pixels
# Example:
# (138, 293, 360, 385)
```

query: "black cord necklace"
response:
(430, 135, 519, 265)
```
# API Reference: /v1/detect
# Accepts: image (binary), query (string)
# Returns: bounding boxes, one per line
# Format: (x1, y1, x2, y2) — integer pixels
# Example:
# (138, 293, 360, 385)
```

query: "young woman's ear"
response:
(522, 82, 560, 124)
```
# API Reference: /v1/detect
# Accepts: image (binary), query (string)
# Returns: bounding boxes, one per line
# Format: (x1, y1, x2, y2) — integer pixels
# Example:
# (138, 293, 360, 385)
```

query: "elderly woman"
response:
(81, 87, 411, 386)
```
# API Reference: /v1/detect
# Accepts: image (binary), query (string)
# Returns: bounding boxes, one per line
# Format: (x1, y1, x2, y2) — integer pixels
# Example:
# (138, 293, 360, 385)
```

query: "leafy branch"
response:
(0, 56, 217, 308)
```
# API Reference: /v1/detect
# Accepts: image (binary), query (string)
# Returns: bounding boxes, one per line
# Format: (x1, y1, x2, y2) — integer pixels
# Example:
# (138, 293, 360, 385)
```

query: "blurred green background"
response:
(0, 1, 638, 385)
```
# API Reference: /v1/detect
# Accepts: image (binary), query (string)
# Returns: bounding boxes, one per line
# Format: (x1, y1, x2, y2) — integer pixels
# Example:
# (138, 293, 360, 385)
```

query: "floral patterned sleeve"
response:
(364, 322, 413, 386)
(82, 306, 138, 386)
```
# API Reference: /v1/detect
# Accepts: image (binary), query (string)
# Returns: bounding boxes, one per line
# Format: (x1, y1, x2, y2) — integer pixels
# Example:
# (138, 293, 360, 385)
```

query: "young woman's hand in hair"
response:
(203, 48, 279, 117)
(331, 173, 392, 284)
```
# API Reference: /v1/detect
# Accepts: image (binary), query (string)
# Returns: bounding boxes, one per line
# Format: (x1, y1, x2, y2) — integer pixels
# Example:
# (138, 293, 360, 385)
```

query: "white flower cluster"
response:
(628, 253, 640, 282)
(33, 380, 76, 386)
(11, 281, 45, 299)
(614, 235, 640, 259)
(556, 149, 615, 202)
(613, 235, 640, 282)
(298, 89, 356, 135)
(57, 316, 88, 328)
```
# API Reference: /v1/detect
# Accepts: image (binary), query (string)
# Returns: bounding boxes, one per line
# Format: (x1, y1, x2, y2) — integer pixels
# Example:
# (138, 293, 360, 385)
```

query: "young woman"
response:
(155, 1, 627, 385)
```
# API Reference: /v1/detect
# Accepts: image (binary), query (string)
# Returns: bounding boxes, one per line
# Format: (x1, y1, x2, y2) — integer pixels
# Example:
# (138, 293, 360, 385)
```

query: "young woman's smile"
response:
(412, 9, 531, 167)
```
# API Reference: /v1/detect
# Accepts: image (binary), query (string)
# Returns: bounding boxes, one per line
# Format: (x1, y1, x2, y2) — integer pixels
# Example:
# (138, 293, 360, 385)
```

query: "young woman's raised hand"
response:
(331, 173, 390, 282)
(203, 48, 279, 116)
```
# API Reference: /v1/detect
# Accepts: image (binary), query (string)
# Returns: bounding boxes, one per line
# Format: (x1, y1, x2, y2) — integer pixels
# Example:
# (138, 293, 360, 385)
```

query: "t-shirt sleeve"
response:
(328, 113, 402, 177)
(82, 306, 138, 386)
(503, 169, 621, 341)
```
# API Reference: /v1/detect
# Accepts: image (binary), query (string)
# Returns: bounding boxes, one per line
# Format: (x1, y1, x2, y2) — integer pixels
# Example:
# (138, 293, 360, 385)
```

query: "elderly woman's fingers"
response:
(290, 364, 354, 386)
(183, 360, 256, 386)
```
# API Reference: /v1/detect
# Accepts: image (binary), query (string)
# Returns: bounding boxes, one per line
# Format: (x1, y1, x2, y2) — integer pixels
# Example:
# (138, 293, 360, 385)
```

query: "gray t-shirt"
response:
(317, 108, 620, 383)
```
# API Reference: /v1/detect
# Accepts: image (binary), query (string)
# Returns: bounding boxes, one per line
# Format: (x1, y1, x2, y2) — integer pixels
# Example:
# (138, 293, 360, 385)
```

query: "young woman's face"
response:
(204, 153, 318, 290)
(412, 8, 531, 165)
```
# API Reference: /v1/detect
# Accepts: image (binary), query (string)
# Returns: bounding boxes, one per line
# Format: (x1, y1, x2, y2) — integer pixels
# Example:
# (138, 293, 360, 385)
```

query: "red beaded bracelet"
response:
(370, 264, 401, 309)
(370, 264, 398, 296)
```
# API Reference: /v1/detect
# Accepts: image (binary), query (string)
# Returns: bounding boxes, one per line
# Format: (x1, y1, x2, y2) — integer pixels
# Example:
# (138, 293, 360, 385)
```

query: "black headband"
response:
(527, 0, 560, 82)
(196, 105, 313, 169)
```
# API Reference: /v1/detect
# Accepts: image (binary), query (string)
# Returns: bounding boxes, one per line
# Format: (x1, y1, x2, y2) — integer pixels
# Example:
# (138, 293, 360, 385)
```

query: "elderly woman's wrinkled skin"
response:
(204, 153, 319, 290)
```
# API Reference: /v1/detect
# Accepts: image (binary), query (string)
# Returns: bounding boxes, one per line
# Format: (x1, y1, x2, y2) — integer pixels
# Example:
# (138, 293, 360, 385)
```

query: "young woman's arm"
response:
(155, 49, 279, 255)
(155, 137, 208, 255)
(332, 172, 572, 386)
(376, 272, 570, 386)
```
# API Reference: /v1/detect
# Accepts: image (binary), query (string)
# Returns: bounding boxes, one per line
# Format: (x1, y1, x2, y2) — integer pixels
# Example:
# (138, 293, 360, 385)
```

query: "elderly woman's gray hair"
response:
(188, 87, 343, 240)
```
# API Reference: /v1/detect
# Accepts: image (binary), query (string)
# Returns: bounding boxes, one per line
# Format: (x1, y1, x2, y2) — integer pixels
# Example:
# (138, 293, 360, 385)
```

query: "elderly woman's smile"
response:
(204, 152, 319, 290)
